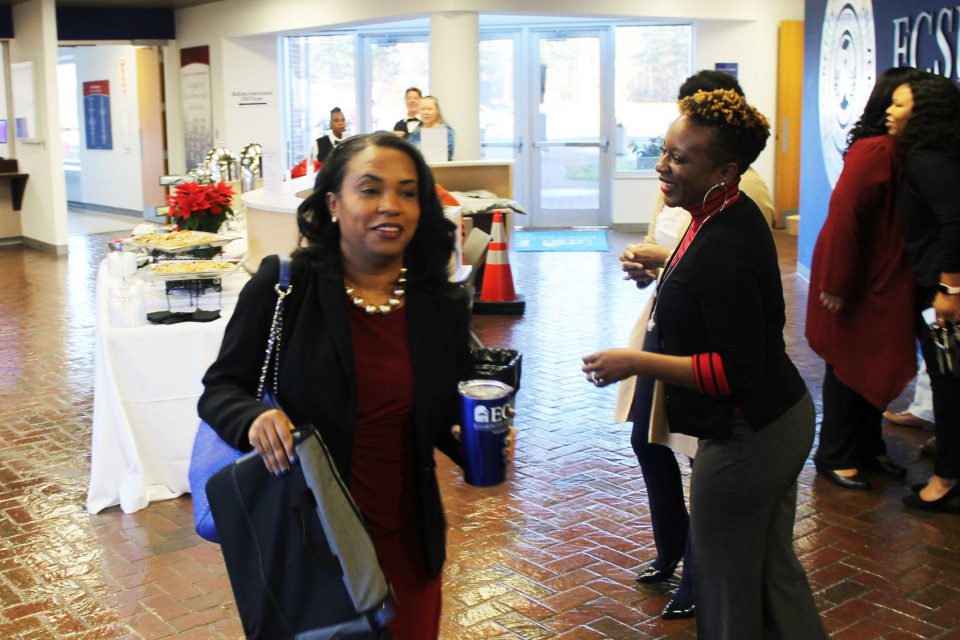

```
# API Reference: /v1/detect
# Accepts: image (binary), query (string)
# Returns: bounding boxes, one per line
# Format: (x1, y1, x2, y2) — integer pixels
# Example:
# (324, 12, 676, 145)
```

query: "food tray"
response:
(136, 259, 244, 281)
(125, 230, 233, 254)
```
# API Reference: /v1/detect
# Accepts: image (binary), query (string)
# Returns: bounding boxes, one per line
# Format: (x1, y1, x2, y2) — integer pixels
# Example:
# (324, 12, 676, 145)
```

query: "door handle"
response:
(533, 138, 608, 148)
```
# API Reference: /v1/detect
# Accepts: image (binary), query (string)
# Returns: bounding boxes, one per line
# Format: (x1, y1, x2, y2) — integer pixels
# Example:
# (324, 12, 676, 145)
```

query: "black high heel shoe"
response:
(635, 558, 680, 584)
(866, 456, 907, 479)
(661, 598, 696, 620)
(902, 483, 960, 513)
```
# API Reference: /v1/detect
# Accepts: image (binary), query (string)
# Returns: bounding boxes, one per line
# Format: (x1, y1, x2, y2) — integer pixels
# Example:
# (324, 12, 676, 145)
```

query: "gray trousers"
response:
(691, 394, 826, 640)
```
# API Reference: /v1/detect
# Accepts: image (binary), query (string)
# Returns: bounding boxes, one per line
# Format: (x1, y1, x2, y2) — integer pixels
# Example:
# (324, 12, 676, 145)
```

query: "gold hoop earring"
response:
(701, 181, 730, 215)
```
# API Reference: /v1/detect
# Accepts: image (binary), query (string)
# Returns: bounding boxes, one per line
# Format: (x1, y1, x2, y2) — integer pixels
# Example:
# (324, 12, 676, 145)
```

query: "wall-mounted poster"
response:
(83, 80, 113, 150)
(180, 45, 213, 171)
(10, 61, 37, 141)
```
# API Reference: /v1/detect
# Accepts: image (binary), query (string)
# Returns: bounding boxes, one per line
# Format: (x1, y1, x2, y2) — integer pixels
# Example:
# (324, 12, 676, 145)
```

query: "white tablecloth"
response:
(86, 263, 250, 514)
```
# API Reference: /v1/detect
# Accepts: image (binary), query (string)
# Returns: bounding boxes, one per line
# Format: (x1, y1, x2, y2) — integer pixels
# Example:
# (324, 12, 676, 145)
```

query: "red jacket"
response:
(806, 135, 916, 409)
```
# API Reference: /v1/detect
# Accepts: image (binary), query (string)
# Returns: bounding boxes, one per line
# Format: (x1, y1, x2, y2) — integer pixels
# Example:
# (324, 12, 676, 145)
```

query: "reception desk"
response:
(242, 160, 513, 271)
(239, 175, 313, 271)
(429, 159, 513, 200)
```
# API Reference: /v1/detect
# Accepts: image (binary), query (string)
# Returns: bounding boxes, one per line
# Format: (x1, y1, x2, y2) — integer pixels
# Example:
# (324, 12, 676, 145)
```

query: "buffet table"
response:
(86, 263, 250, 514)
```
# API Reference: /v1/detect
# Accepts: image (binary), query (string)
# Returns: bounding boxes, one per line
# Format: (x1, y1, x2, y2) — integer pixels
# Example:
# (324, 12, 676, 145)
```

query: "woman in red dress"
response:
(806, 67, 923, 491)
(200, 132, 479, 638)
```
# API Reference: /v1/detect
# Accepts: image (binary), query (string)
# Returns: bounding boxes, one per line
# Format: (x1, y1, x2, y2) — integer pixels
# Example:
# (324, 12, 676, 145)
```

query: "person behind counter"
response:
(583, 89, 825, 639)
(393, 87, 422, 138)
(313, 107, 348, 163)
(198, 132, 475, 638)
(407, 96, 455, 161)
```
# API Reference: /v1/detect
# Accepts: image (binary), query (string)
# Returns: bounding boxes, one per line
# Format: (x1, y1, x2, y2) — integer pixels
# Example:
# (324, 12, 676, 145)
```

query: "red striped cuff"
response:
(692, 352, 730, 395)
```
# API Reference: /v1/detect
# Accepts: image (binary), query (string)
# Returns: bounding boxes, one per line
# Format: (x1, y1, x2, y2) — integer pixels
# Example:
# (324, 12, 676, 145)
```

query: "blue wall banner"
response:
(800, 0, 960, 273)
(83, 80, 112, 150)
(714, 62, 739, 79)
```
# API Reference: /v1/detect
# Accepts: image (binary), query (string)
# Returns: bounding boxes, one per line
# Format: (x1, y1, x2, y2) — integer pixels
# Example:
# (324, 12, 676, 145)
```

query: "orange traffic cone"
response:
(475, 210, 525, 315)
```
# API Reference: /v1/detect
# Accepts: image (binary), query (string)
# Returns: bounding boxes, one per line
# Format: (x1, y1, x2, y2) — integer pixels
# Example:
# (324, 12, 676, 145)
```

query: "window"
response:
(479, 36, 515, 160)
(614, 24, 692, 171)
(58, 61, 80, 164)
(283, 31, 429, 168)
(366, 37, 429, 133)
(284, 34, 357, 166)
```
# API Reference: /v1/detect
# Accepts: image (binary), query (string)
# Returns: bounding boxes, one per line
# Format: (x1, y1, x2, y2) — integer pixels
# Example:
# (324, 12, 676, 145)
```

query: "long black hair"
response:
(295, 132, 455, 286)
(898, 72, 960, 154)
(846, 66, 924, 151)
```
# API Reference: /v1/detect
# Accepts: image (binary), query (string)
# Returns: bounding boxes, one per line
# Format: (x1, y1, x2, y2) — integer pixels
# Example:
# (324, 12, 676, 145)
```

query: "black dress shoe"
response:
(902, 484, 960, 513)
(816, 467, 871, 491)
(661, 599, 696, 620)
(867, 457, 907, 479)
(635, 558, 680, 584)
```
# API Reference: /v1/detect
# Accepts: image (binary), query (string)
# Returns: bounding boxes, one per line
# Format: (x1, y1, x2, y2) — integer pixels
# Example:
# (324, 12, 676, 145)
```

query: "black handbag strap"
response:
(255, 256, 293, 401)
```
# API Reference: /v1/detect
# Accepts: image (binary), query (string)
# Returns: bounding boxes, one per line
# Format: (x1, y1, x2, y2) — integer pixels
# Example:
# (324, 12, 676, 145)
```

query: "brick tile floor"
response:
(1, 228, 958, 638)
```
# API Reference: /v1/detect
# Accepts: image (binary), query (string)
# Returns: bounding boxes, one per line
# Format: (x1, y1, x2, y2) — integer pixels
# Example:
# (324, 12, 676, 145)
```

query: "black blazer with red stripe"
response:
(654, 195, 807, 440)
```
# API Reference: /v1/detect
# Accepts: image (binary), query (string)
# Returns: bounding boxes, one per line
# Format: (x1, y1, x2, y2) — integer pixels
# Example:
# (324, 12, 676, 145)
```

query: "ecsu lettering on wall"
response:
(799, 0, 960, 274)
(892, 8, 960, 78)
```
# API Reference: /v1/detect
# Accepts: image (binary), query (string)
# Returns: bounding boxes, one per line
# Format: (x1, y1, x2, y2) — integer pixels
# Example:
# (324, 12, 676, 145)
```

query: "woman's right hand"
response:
(819, 290, 844, 313)
(248, 409, 297, 475)
(620, 244, 667, 288)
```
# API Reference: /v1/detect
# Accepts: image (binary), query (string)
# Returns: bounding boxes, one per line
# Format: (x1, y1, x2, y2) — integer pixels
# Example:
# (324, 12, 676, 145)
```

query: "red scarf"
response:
(667, 177, 742, 268)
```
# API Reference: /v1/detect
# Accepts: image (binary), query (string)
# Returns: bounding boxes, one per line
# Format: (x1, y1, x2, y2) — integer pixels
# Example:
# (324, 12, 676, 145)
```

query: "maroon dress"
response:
(805, 135, 916, 408)
(347, 305, 442, 639)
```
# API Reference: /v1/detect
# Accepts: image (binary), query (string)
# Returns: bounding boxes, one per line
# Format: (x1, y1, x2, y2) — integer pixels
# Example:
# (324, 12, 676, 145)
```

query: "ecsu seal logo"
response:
(819, 0, 876, 187)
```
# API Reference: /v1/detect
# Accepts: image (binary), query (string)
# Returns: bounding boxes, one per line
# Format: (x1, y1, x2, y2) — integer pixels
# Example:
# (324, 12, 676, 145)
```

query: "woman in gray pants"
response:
(583, 89, 824, 639)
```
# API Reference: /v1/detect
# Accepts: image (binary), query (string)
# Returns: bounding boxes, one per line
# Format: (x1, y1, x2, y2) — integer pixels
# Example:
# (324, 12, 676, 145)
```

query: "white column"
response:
(430, 12, 480, 161)
(10, 0, 68, 252)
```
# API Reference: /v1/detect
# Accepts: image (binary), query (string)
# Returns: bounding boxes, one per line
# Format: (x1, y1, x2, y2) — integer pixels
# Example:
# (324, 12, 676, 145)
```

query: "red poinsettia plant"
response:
(290, 159, 322, 178)
(166, 181, 235, 233)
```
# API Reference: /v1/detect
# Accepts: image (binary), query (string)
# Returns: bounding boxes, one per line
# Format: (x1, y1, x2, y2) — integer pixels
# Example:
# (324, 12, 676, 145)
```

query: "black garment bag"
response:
(207, 427, 393, 639)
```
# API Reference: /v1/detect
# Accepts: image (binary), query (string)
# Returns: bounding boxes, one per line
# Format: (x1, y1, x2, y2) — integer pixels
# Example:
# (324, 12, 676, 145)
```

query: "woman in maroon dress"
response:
(806, 67, 923, 491)
(200, 132, 479, 638)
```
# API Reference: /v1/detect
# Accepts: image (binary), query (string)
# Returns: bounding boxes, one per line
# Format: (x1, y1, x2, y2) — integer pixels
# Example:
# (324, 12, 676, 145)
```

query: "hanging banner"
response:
(180, 45, 213, 171)
(799, 0, 960, 272)
(83, 80, 112, 150)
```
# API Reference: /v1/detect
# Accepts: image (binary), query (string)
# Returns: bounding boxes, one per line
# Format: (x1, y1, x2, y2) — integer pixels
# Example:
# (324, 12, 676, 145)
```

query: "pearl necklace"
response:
(344, 268, 407, 315)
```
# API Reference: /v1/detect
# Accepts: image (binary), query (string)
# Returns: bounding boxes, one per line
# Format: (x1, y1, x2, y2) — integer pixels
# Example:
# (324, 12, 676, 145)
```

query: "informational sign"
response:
(714, 62, 739, 79)
(10, 61, 37, 141)
(420, 126, 448, 164)
(83, 80, 113, 150)
(180, 45, 213, 171)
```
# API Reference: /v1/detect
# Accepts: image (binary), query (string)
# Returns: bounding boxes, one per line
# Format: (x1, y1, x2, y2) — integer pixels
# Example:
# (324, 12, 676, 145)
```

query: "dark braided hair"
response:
(295, 132, 455, 287)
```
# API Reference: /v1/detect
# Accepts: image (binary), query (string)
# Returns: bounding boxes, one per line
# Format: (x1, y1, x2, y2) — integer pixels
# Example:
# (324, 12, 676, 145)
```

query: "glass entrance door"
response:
(530, 31, 608, 227)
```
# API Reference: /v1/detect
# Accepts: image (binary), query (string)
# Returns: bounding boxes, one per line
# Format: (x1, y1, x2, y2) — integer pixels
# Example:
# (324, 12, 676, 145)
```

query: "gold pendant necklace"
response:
(344, 268, 407, 315)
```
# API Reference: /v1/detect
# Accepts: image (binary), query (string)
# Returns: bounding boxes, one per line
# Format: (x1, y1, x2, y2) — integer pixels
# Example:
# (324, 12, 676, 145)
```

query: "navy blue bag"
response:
(188, 256, 292, 543)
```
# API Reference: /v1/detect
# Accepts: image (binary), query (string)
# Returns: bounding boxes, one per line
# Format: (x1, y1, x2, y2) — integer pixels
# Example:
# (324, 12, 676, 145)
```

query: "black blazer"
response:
(393, 117, 420, 136)
(315, 136, 336, 163)
(655, 196, 807, 439)
(199, 254, 471, 577)
(899, 143, 960, 288)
